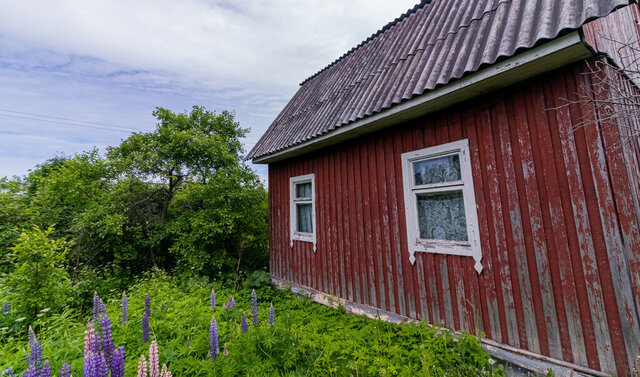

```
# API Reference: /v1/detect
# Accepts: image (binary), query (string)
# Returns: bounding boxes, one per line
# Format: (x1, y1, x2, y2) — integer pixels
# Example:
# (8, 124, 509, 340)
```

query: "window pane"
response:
(416, 191, 468, 241)
(296, 203, 313, 233)
(413, 154, 461, 185)
(295, 182, 312, 199)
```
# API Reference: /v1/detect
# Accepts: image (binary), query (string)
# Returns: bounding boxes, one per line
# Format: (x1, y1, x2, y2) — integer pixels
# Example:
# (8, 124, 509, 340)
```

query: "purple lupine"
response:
(93, 292, 100, 324)
(209, 316, 218, 360)
(160, 303, 165, 311)
(2, 366, 15, 376)
(100, 355, 109, 377)
(23, 365, 36, 377)
(210, 289, 216, 310)
(27, 328, 41, 369)
(121, 292, 128, 325)
(40, 361, 51, 377)
(268, 303, 275, 326)
(144, 294, 151, 317)
(83, 353, 91, 377)
(142, 312, 150, 343)
(91, 351, 103, 377)
(250, 289, 259, 327)
(2, 302, 9, 314)
(60, 363, 71, 377)
(224, 296, 235, 309)
(101, 313, 114, 366)
(241, 313, 248, 334)
(111, 347, 125, 377)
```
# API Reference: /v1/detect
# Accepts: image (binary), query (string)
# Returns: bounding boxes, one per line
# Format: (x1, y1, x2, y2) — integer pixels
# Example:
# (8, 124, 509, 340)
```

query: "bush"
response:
(3, 226, 70, 320)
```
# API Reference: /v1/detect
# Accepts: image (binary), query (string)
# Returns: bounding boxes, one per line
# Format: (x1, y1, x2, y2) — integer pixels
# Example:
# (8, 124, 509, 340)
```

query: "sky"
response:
(0, 0, 418, 181)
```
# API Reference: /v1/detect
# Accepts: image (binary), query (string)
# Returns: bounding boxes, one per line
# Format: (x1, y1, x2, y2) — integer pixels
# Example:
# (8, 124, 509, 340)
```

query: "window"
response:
(290, 174, 316, 250)
(401, 139, 482, 273)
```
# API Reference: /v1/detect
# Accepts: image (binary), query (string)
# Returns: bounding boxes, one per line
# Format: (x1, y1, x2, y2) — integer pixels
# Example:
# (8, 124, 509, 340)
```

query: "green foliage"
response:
(1, 274, 503, 376)
(0, 178, 32, 272)
(244, 270, 273, 289)
(4, 226, 70, 318)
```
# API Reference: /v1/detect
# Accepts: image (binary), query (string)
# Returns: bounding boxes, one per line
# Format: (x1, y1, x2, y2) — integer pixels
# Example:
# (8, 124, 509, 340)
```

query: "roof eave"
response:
(252, 32, 592, 164)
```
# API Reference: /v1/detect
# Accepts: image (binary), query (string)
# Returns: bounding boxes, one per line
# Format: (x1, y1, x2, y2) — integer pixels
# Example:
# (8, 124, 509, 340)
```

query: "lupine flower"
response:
(210, 289, 216, 310)
(149, 340, 159, 377)
(144, 294, 151, 317)
(2, 302, 9, 314)
(101, 313, 114, 366)
(90, 351, 102, 377)
(23, 366, 36, 377)
(93, 292, 100, 324)
(84, 322, 99, 356)
(224, 296, 235, 309)
(1, 366, 15, 377)
(160, 364, 172, 377)
(111, 347, 125, 377)
(121, 292, 128, 325)
(28, 330, 41, 369)
(100, 355, 109, 377)
(241, 313, 248, 334)
(209, 316, 218, 360)
(83, 353, 91, 377)
(137, 354, 148, 377)
(60, 363, 71, 377)
(268, 303, 275, 326)
(142, 312, 150, 343)
(40, 361, 51, 377)
(160, 303, 165, 311)
(251, 289, 259, 327)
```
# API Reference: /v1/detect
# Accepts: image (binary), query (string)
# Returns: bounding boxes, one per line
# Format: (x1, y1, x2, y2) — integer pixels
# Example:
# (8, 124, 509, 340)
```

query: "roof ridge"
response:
(298, 0, 433, 86)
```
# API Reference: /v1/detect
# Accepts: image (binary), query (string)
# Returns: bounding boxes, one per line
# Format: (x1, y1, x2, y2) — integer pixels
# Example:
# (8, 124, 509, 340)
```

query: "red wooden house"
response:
(247, 0, 640, 375)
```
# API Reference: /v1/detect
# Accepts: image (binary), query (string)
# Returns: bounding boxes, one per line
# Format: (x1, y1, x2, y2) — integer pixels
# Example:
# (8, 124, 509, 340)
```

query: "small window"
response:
(401, 139, 482, 273)
(290, 174, 316, 250)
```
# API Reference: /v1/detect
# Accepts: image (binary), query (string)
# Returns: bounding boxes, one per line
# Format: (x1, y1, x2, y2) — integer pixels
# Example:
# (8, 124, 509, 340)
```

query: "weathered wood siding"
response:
(267, 59, 640, 376)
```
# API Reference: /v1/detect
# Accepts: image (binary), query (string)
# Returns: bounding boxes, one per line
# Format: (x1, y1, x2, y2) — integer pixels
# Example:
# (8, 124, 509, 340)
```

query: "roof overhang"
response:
(252, 31, 593, 164)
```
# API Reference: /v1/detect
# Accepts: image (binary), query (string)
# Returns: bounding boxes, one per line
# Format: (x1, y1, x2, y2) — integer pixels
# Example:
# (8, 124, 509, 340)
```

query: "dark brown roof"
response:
(247, 0, 629, 161)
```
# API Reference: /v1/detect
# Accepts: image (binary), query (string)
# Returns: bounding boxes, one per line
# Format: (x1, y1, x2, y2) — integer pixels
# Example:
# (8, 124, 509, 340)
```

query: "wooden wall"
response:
(267, 59, 640, 375)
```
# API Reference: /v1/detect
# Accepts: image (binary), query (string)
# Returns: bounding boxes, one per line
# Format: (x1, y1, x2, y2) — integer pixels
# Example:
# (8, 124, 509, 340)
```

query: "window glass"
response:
(413, 154, 461, 185)
(295, 182, 312, 199)
(416, 191, 467, 241)
(296, 203, 313, 233)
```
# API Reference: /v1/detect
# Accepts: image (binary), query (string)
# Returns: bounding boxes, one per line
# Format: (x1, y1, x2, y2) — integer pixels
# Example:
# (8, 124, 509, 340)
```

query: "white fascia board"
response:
(252, 32, 592, 164)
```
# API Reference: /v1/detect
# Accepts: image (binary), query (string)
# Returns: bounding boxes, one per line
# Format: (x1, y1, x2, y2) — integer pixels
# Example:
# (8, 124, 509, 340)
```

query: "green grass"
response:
(1, 271, 504, 376)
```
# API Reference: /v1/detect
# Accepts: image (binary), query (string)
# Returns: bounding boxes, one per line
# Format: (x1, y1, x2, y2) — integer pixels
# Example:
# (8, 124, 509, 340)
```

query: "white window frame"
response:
(401, 139, 483, 273)
(290, 173, 317, 251)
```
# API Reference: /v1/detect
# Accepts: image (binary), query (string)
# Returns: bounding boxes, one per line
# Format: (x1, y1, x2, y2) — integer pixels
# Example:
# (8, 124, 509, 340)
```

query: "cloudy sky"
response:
(0, 0, 417, 180)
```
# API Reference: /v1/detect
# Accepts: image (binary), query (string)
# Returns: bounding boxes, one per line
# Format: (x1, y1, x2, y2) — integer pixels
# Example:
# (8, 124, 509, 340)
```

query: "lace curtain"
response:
(416, 191, 467, 241)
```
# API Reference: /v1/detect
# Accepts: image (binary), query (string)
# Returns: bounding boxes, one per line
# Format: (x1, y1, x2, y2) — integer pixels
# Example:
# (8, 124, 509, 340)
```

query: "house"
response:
(247, 0, 640, 375)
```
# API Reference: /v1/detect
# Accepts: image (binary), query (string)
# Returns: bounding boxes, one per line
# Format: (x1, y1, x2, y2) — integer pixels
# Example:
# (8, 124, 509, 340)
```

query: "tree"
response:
(0, 178, 32, 272)
(5, 226, 70, 318)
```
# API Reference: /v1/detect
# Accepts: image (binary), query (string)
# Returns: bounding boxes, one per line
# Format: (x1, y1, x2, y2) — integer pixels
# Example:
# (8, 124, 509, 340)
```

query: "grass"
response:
(0, 271, 504, 376)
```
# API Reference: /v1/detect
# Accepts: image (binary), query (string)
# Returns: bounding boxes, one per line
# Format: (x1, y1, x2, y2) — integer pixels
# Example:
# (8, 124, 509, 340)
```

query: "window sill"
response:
(290, 232, 316, 251)
(410, 239, 482, 273)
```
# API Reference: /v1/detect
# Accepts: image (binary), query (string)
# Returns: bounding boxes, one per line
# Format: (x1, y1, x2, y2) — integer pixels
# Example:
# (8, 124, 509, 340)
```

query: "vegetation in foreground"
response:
(1, 272, 504, 377)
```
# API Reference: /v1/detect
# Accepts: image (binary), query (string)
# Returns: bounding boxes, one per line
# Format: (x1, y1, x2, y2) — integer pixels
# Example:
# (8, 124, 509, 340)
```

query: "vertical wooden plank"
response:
(384, 130, 407, 317)
(394, 130, 417, 318)
(347, 147, 362, 303)
(476, 104, 516, 346)
(465, 109, 499, 340)
(509, 89, 555, 358)
(360, 141, 378, 308)
(368, 137, 387, 310)
(329, 151, 341, 297)
(354, 143, 370, 305)
(540, 79, 588, 366)
(340, 148, 355, 302)
(376, 136, 397, 313)
(334, 149, 347, 298)
(322, 152, 333, 294)
(496, 96, 538, 352)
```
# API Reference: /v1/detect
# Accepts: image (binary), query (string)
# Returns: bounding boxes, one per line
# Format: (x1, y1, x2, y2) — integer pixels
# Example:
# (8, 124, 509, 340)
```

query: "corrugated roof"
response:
(247, 0, 630, 160)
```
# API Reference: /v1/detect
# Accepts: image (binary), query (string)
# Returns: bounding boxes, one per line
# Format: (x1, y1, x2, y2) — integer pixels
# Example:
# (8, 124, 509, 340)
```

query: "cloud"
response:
(0, 0, 418, 178)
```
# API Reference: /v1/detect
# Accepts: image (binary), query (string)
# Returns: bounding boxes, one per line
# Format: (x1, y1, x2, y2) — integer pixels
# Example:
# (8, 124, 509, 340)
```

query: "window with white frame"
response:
(290, 174, 316, 250)
(401, 139, 483, 273)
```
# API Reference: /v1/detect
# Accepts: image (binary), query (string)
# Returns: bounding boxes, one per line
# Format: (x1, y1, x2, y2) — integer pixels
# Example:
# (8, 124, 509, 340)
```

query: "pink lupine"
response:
(137, 354, 148, 377)
(149, 340, 159, 377)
